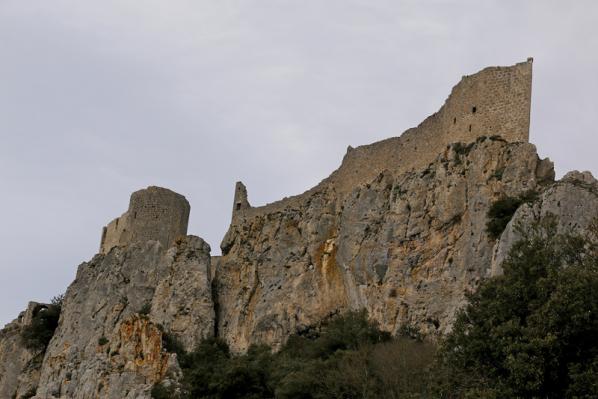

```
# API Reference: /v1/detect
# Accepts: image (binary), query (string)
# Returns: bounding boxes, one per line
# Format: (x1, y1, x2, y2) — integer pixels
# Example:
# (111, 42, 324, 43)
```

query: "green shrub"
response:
(151, 382, 179, 399)
(280, 310, 390, 361)
(486, 190, 538, 239)
(486, 196, 522, 238)
(21, 303, 61, 353)
(51, 294, 64, 308)
(98, 336, 109, 346)
(162, 332, 186, 358)
(139, 302, 152, 316)
(163, 311, 432, 399)
(453, 142, 475, 156)
(437, 217, 598, 398)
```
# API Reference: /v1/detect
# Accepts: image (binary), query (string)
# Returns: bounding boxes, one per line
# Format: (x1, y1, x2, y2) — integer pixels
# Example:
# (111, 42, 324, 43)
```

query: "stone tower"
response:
(231, 181, 251, 219)
(440, 57, 533, 143)
(99, 186, 190, 254)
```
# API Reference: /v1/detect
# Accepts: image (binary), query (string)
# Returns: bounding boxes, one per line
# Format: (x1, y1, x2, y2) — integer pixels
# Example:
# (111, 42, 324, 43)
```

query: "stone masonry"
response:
(99, 186, 190, 254)
(232, 181, 251, 220)
(230, 58, 533, 212)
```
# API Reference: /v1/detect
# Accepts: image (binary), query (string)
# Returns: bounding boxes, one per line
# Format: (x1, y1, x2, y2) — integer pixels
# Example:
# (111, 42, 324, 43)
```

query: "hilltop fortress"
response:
(93, 59, 540, 353)
(99, 59, 533, 255)
(10, 58, 598, 398)
(212, 59, 553, 352)
(229, 58, 533, 219)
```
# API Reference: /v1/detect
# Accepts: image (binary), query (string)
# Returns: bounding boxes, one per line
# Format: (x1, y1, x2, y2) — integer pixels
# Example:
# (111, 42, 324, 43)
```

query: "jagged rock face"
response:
(1, 142, 595, 397)
(492, 171, 598, 275)
(33, 236, 213, 399)
(216, 138, 552, 352)
(0, 302, 45, 399)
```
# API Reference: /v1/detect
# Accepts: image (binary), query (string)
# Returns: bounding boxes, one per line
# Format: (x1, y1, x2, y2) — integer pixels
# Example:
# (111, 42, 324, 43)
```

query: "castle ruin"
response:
(231, 181, 251, 220)
(99, 186, 190, 254)
(98, 59, 534, 253)
(229, 58, 533, 218)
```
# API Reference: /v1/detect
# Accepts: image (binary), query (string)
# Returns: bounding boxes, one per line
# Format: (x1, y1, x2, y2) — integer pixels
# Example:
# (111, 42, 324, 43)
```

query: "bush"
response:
(151, 382, 180, 399)
(453, 142, 475, 156)
(51, 294, 64, 308)
(98, 336, 109, 346)
(163, 311, 434, 399)
(486, 196, 522, 238)
(21, 303, 61, 353)
(139, 302, 152, 316)
(369, 338, 436, 398)
(162, 332, 186, 358)
(180, 338, 273, 399)
(491, 167, 504, 180)
(486, 190, 538, 239)
(437, 217, 598, 398)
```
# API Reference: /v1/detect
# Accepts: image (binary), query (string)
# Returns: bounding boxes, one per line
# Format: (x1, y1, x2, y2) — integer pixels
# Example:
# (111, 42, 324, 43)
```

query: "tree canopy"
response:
(437, 217, 598, 398)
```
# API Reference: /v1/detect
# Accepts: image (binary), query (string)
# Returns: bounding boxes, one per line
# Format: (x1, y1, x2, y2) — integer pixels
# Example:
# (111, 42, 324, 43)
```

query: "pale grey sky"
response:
(1, 1, 597, 327)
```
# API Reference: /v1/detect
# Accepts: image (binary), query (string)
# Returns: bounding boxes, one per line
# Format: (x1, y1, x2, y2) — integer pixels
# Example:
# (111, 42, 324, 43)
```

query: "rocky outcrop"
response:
(492, 170, 598, 275)
(216, 137, 554, 352)
(32, 236, 213, 399)
(0, 302, 45, 399)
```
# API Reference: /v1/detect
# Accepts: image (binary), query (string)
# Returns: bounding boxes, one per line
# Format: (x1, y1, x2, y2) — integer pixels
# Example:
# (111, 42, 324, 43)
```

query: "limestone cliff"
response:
(34, 237, 213, 399)
(0, 302, 47, 399)
(216, 137, 555, 351)
(492, 170, 598, 275)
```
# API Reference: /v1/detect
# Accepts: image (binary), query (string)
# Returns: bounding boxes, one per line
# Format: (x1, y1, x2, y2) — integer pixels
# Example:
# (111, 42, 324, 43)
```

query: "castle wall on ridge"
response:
(325, 59, 533, 194)
(228, 59, 533, 219)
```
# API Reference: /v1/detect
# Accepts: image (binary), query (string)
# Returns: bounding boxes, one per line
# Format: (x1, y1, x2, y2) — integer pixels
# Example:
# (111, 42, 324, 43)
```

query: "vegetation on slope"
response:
(438, 216, 598, 398)
(153, 311, 435, 399)
(486, 190, 538, 239)
(21, 294, 63, 353)
(155, 215, 598, 398)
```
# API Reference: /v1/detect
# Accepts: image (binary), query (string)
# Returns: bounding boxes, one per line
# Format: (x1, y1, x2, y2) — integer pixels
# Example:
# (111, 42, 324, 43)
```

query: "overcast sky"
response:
(1, 1, 597, 327)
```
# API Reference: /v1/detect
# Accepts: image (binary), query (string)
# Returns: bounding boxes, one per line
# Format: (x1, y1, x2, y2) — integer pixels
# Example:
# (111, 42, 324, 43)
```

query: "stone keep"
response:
(99, 186, 190, 254)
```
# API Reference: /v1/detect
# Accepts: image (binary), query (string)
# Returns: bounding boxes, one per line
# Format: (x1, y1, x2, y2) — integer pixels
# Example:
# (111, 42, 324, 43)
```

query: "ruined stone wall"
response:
(231, 181, 251, 221)
(322, 58, 533, 196)
(100, 214, 130, 254)
(100, 186, 190, 254)
(229, 59, 533, 218)
(444, 59, 532, 144)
